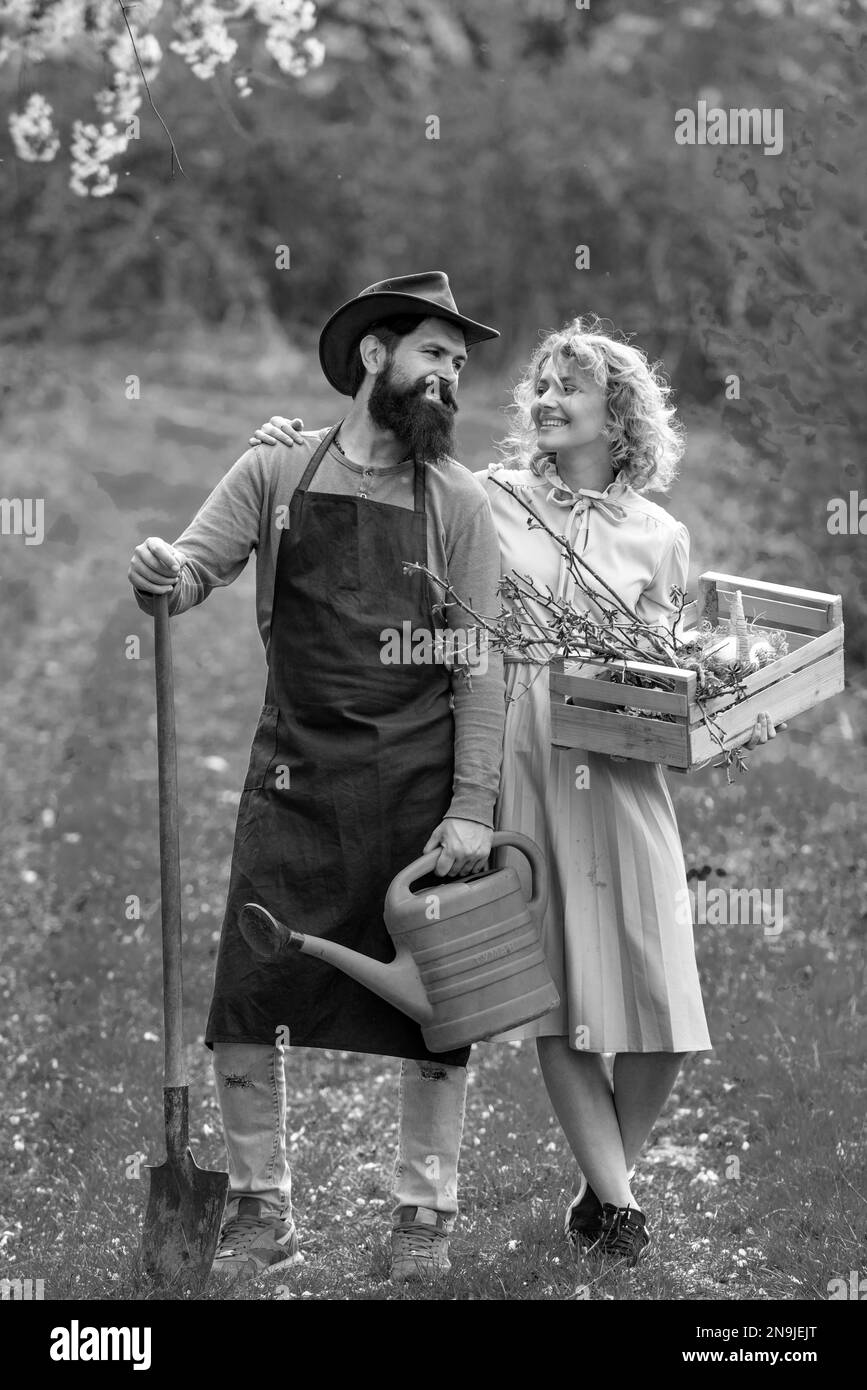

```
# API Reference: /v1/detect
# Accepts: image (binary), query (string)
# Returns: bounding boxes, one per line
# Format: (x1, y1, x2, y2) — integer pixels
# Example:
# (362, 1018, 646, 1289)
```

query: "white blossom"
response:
(170, 0, 239, 80)
(69, 119, 127, 198)
(2, 0, 80, 62)
(258, 0, 318, 33)
(109, 31, 162, 83)
(4, 0, 325, 194)
(257, 0, 325, 76)
(9, 93, 60, 162)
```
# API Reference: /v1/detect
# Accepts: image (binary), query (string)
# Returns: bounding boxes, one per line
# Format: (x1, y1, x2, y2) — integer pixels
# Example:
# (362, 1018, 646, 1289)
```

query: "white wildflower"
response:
(691, 1167, 721, 1185)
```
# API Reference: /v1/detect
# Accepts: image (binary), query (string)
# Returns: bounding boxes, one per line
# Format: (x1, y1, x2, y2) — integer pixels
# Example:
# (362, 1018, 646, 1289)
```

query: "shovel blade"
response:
(141, 1149, 228, 1290)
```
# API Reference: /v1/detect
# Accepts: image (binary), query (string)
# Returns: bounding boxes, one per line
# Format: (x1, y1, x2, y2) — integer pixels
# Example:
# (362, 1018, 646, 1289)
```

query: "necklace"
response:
(332, 434, 413, 500)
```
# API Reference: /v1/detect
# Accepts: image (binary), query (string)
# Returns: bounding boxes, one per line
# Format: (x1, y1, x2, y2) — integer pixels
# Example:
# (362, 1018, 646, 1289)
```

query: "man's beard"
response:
(367, 359, 458, 465)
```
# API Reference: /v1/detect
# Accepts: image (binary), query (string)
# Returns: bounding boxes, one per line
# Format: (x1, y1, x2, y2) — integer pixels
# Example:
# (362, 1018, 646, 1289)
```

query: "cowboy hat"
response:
(318, 271, 499, 395)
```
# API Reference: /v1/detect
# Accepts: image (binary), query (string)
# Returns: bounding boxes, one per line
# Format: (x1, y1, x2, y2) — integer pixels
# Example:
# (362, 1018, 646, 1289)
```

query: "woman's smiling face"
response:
(529, 352, 609, 453)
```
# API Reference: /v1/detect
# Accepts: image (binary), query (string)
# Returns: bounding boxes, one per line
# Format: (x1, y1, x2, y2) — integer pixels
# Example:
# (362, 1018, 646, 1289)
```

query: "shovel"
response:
(140, 592, 228, 1288)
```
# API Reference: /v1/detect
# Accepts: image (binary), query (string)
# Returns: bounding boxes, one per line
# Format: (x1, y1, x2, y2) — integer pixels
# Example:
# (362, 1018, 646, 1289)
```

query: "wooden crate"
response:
(549, 571, 845, 771)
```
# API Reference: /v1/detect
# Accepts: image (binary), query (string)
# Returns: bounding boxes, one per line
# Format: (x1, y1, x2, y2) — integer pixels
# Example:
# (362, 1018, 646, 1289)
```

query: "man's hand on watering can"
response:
(424, 818, 493, 879)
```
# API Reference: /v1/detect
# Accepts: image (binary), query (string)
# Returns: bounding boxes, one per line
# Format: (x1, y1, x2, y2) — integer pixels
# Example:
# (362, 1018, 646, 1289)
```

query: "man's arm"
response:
(444, 492, 506, 825)
(129, 447, 266, 614)
(423, 489, 506, 876)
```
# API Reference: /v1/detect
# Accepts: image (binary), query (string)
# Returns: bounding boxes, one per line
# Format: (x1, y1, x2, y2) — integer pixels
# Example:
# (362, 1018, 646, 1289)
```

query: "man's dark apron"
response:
(205, 425, 470, 1066)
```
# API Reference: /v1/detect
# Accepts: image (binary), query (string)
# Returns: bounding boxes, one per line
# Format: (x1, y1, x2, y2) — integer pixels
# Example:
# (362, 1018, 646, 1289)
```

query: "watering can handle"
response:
(385, 830, 547, 919)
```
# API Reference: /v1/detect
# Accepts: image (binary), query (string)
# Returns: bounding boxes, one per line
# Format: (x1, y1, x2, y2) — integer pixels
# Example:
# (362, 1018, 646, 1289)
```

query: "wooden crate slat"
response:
(688, 647, 845, 765)
(550, 702, 691, 768)
(698, 571, 843, 631)
(550, 671, 690, 717)
(698, 570, 844, 610)
(696, 649, 844, 746)
(558, 656, 696, 686)
(707, 591, 833, 633)
(686, 623, 844, 723)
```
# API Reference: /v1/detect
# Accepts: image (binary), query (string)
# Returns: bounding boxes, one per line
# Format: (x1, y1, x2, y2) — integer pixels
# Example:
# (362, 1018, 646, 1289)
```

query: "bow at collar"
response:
(542, 463, 629, 554)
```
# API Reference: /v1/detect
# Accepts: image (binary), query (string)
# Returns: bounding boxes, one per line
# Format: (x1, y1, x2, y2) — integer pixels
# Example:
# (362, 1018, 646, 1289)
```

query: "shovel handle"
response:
(154, 593, 185, 1090)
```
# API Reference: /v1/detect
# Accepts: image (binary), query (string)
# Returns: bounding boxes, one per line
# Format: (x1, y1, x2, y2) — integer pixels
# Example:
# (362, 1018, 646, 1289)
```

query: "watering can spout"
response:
(239, 832, 557, 1053)
(238, 904, 433, 1025)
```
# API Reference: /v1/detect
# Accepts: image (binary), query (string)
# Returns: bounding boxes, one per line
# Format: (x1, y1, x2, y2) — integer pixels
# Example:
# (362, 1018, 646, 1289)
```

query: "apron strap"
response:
(296, 422, 343, 494)
(413, 458, 426, 514)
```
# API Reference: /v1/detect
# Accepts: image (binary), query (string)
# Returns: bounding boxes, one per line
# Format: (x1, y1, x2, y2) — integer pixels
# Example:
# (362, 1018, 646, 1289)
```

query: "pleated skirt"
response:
(488, 662, 712, 1053)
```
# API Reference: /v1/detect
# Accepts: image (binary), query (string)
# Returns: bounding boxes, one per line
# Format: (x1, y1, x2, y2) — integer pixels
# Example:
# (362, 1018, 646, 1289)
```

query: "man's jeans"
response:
(212, 1043, 467, 1229)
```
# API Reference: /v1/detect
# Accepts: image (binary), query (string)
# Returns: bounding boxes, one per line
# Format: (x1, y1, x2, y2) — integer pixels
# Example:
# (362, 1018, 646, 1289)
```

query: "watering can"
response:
(238, 831, 559, 1052)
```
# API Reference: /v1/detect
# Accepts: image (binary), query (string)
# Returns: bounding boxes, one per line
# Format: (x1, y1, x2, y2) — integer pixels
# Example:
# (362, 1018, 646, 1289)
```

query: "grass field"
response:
(1, 332, 865, 1301)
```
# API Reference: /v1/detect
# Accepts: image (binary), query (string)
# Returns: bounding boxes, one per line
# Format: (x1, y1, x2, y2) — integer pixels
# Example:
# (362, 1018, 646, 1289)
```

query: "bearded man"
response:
(128, 273, 505, 1285)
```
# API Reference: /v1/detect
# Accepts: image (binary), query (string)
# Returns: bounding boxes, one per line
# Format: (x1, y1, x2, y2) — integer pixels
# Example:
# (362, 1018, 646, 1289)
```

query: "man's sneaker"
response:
(211, 1196, 302, 1283)
(390, 1206, 451, 1284)
(564, 1176, 604, 1251)
(591, 1203, 651, 1267)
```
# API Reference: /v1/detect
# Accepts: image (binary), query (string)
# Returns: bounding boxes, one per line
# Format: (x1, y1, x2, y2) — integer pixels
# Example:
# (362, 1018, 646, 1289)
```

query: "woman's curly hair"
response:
(497, 315, 685, 493)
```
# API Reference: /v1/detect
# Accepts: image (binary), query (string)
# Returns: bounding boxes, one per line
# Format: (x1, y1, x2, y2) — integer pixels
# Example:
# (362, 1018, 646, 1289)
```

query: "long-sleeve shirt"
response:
(134, 429, 506, 827)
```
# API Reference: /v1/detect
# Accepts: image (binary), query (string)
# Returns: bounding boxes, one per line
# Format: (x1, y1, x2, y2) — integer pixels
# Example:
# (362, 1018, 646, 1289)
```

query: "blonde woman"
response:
(249, 314, 779, 1267)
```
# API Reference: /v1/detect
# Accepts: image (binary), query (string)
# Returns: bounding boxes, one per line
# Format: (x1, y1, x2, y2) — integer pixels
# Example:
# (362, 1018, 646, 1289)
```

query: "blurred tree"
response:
(1, 1, 325, 196)
(0, 0, 864, 658)
(0, 0, 476, 193)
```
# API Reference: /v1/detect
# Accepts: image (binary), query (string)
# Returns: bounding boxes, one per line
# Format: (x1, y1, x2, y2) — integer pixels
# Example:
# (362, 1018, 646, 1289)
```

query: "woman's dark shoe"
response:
(564, 1176, 604, 1250)
(591, 1204, 650, 1267)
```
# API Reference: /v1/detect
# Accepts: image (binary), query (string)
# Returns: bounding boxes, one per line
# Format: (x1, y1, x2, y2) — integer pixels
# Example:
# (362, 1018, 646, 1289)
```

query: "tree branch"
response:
(116, 0, 185, 178)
